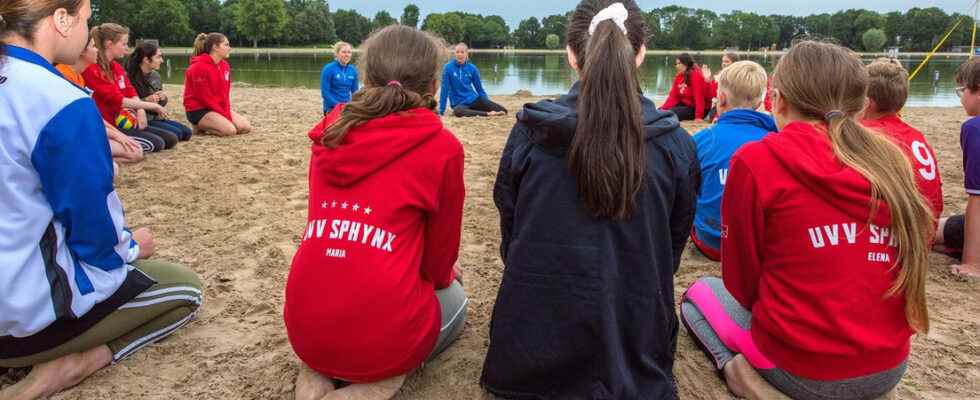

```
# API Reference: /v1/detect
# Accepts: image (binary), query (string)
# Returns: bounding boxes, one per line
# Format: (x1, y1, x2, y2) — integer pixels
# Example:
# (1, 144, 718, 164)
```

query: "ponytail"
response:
(321, 25, 445, 147)
(193, 32, 227, 56)
(192, 33, 207, 56)
(568, 20, 646, 219)
(90, 23, 129, 81)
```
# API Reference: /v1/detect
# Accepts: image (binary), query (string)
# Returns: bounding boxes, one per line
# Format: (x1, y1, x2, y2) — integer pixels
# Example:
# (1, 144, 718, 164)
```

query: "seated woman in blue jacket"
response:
(481, 1, 699, 398)
(439, 43, 508, 117)
(320, 41, 359, 115)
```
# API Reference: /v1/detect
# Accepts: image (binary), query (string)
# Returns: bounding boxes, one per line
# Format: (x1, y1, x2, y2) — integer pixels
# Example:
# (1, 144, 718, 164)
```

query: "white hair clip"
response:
(589, 3, 629, 35)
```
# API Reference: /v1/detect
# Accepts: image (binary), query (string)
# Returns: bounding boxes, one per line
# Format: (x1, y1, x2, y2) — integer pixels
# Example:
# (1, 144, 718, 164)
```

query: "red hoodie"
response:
(82, 61, 137, 123)
(721, 121, 913, 381)
(660, 68, 707, 119)
(863, 114, 944, 218)
(284, 106, 464, 382)
(183, 54, 232, 121)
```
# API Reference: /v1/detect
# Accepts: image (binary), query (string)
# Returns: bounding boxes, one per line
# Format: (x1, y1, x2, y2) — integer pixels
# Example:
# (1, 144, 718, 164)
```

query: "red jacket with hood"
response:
(82, 61, 137, 123)
(863, 114, 944, 218)
(721, 121, 913, 381)
(660, 67, 707, 119)
(182, 54, 232, 121)
(284, 106, 465, 382)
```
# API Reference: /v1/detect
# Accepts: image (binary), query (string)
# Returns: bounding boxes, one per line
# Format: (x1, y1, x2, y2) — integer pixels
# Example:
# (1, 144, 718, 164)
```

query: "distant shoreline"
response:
(160, 47, 975, 58)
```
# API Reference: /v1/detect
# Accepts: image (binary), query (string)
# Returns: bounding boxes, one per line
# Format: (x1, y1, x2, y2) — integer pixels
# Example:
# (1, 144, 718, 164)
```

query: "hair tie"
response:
(387, 80, 402, 88)
(824, 110, 845, 121)
(589, 3, 629, 35)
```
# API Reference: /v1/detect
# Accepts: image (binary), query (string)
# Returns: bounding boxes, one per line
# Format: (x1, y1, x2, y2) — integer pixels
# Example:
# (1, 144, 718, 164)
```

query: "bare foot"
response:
(0, 346, 111, 400)
(952, 264, 980, 279)
(294, 362, 335, 400)
(722, 354, 789, 400)
(321, 375, 406, 400)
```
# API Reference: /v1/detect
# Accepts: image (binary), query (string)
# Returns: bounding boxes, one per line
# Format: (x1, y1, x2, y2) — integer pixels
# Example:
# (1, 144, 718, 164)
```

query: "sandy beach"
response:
(2, 86, 979, 400)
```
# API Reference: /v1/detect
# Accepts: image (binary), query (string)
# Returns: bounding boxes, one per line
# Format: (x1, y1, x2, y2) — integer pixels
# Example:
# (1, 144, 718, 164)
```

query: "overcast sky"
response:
(331, 0, 974, 29)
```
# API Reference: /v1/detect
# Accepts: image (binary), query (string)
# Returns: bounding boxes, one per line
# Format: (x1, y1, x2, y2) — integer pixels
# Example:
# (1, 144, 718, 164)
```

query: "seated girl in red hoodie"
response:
(284, 25, 467, 400)
(680, 41, 934, 400)
(183, 33, 251, 137)
(660, 53, 707, 121)
(83, 23, 177, 153)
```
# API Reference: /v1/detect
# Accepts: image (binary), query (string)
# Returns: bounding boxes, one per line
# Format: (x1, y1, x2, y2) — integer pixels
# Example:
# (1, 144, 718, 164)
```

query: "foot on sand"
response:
(294, 362, 336, 400)
(952, 264, 980, 279)
(0, 346, 112, 400)
(321, 375, 406, 400)
(722, 354, 789, 400)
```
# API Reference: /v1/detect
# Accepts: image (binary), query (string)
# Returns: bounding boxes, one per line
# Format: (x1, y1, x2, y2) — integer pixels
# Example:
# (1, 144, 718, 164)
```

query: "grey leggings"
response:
(680, 277, 906, 400)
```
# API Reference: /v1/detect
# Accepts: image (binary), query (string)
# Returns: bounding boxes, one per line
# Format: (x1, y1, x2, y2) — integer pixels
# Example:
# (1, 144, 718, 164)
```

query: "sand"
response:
(2, 87, 979, 400)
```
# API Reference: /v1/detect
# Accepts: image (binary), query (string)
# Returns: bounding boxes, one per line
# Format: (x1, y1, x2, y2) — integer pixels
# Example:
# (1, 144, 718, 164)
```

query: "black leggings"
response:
(120, 126, 178, 153)
(453, 97, 508, 117)
(149, 119, 192, 141)
(669, 104, 697, 121)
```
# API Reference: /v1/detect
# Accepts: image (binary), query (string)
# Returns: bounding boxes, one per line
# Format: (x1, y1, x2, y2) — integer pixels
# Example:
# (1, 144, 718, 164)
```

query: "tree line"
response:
(92, 1, 976, 53)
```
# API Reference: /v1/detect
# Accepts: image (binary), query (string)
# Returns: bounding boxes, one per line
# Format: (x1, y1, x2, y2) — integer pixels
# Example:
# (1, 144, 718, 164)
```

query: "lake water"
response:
(160, 52, 966, 107)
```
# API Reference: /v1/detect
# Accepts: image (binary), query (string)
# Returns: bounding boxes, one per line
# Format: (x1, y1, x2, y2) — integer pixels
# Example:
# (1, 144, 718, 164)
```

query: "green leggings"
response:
(0, 260, 203, 368)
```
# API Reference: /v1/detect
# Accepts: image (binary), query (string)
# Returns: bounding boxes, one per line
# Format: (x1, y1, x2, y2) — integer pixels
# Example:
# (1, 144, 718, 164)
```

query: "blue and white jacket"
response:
(0, 46, 153, 355)
(439, 61, 487, 115)
(320, 61, 359, 113)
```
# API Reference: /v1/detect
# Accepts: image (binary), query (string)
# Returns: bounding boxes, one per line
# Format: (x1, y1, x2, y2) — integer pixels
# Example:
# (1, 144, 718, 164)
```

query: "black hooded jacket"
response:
(481, 83, 700, 399)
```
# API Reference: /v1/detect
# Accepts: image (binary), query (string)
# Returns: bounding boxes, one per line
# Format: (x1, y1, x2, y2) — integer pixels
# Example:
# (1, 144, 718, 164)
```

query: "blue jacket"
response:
(692, 109, 776, 252)
(439, 61, 487, 115)
(482, 82, 700, 399)
(320, 61, 359, 113)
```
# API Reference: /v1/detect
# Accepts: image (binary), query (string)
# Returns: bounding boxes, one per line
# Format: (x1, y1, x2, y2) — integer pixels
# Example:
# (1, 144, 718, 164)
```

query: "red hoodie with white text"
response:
(82, 61, 137, 123)
(721, 121, 913, 381)
(660, 67, 708, 119)
(284, 106, 464, 382)
(182, 54, 232, 121)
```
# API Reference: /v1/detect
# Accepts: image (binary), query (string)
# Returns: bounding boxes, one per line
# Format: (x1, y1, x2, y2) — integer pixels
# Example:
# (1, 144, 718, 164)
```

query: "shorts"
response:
(186, 109, 211, 125)
(943, 215, 965, 260)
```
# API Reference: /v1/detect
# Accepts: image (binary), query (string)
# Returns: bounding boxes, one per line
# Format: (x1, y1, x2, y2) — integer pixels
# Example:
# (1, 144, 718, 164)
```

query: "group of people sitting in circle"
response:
(52, 23, 250, 174)
(2, 0, 979, 400)
(661, 51, 774, 122)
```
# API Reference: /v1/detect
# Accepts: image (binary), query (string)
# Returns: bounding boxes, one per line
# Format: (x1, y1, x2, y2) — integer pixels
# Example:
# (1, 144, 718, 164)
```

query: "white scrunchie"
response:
(588, 3, 629, 35)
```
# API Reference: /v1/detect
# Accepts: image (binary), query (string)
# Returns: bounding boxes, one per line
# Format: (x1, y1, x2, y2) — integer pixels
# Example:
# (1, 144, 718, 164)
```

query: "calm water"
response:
(160, 52, 966, 107)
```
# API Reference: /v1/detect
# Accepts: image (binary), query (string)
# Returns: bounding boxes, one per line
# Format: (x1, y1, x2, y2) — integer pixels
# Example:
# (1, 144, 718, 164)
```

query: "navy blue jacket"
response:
(482, 83, 700, 399)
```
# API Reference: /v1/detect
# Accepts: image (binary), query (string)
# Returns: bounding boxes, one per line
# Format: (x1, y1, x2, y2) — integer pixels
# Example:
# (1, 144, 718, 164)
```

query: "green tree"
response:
(372, 10, 398, 31)
(182, 0, 222, 34)
(903, 7, 952, 51)
(541, 14, 567, 47)
(334, 9, 373, 46)
(282, 0, 337, 46)
(545, 33, 560, 49)
(883, 11, 905, 48)
(218, 0, 243, 46)
(769, 15, 803, 49)
(91, 0, 138, 27)
(235, 0, 288, 47)
(513, 17, 543, 49)
(862, 28, 888, 52)
(131, 0, 193, 45)
(803, 13, 832, 39)
(401, 4, 421, 29)
(422, 13, 466, 45)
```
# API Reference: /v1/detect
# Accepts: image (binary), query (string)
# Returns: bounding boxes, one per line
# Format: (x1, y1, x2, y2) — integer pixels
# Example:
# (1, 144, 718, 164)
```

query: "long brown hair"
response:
(0, 0, 86, 60)
(321, 25, 445, 147)
(193, 32, 226, 56)
(90, 23, 128, 81)
(773, 41, 934, 333)
(565, 0, 648, 220)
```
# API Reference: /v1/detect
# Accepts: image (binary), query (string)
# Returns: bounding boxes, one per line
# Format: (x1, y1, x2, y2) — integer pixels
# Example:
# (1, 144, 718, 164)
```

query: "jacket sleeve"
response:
(31, 99, 140, 269)
(352, 68, 360, 94)
(669, 135, 701, 272)
(439, 67, 451, 115)
(320, 65, 335, 112)
(494, 124, 527, 263)
(187, 66, 232, 121)
(660, 78, 680, 111)
(720, 155, 765, 310)
(420, 152, 466, 290)
(764, 78, 773, 112)
(83, 69, 123, 121)
(471, 65, 488, 99)
(693, 72, 706, 120)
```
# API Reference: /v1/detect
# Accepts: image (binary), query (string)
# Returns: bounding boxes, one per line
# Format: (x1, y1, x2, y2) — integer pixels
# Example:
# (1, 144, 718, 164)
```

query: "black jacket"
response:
(481, 83, 700, 400)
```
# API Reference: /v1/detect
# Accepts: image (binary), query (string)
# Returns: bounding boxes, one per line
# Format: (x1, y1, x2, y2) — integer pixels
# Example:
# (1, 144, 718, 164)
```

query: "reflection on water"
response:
(160, 52, 965, 107)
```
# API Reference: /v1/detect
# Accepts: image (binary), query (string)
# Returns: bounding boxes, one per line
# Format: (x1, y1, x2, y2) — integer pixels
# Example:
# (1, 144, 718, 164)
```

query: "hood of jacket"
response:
(717, 109, 777, 132)
(516, 81, 681, 156)
(308, 106, 443, 187)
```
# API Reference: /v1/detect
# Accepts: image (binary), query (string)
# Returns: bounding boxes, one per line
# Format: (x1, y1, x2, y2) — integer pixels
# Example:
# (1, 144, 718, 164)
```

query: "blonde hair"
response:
(867, 58, 909, 114)
(90, 23, 129, 81)
(193, 32, 227, 56)
(717, 60, 768, 109)
(332, 41, 352, 54)
(774, 41, 934, 333)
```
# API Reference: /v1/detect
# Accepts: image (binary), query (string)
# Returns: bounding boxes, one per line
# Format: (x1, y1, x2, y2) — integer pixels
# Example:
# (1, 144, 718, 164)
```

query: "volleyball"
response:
(115, 109, 136, 130)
